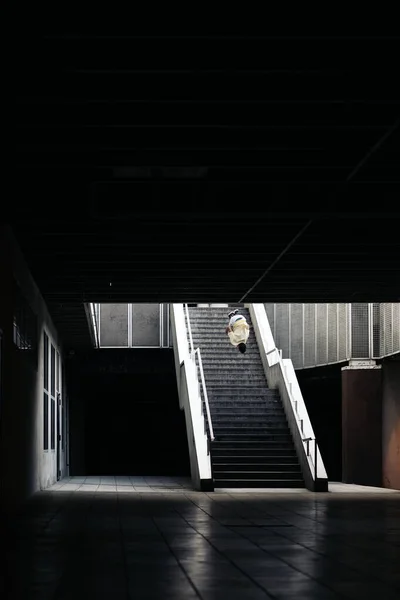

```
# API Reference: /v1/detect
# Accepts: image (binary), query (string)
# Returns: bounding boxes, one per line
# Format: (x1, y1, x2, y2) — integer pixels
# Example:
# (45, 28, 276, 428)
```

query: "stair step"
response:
(215, 435, 292, 443)
(191, 323, 254, 328)
(212, 413, 285, 419)
(202, 363, 263, 369)
(204, 370, 266, 377)
(188, 334, 260, 344)
(190, 324, 253, 328)
(212, 414, 286, 421)
(209, 394, 279, 400)
(212, 441, 294, 448)
(192, 335, 256, 340)
(212, 424, 288, 431)
(192, 331, 256, 337)
(210, 399, 279, 405)
(190, 318, 252, 323)
(209, 396, 278, 402)
(213, 470, 302, 479)
(213, 426, 289, 433)
(206, 379, 267, 386)
(212, 456, 298, 464)
(203, 368, 265, 375)
(206, 375, 267, 380)
(209, 403, 278, 409)
(212, 448, 297, 457)
(201, 353, 261, 359)
(211, 425, 288, 432)
(213, 479, 304, 488)
(209, 405, 283, 413)
(191, 318, 252, 322)
(199, 349, 260, 354)
(193, 344, 258, 350)
(213, 463, 300, 470)
(201, 362, 264, 368)
(208, 390, 279, 399)
(211, 406, 284, 413)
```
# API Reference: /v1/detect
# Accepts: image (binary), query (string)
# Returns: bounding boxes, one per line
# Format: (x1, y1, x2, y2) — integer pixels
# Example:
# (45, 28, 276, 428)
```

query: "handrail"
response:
(184, 303, 194, 355)
(249, 304, 327, 484)
(195, 347, 215, 441)
(278, 356, 320, 479)
(184, 304, 215, 443)
(302, 436, 317, 481)
(89, 302, 100, 348)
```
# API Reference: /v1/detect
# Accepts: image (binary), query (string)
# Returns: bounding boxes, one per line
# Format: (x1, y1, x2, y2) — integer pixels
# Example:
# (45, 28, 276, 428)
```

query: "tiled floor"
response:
(4, 478, 400, 599)
(47, 475, 194, 493)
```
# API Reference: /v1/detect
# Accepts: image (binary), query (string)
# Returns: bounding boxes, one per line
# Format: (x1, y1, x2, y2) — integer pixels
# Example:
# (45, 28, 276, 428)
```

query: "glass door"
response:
(56, 351, 62, 480)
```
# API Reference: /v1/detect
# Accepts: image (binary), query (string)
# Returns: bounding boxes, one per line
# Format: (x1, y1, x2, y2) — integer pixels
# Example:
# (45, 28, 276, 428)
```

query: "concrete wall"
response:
(0, 226, 66, 515)
(382, 359, 400, 490)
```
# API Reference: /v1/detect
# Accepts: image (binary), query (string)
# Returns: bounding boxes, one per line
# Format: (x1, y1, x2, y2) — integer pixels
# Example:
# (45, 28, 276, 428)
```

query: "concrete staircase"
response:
(187, 306, 304, 488)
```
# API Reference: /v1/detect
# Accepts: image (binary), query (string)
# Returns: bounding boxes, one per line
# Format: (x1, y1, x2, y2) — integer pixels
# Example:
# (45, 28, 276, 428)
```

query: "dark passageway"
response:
(297, 365, 343, 482)
(67, 349, 190, 476)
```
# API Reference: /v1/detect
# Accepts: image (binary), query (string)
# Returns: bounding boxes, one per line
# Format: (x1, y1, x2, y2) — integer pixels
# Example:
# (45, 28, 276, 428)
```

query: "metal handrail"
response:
(183, 304, 215, 442)
(302, 436, 318, 481)
(89, 303, 100, 349)
(184, 303, 194, 355)
(195, 348, 215, 441)
(271, 348, 321, 480)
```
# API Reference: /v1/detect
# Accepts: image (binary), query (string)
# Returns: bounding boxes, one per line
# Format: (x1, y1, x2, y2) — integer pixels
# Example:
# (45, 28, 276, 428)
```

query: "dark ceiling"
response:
(11, 27, 400, 349)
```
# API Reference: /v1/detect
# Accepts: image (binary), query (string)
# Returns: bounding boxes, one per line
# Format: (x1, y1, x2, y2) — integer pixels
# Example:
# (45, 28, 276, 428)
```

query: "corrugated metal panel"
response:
(275, 304, 290, 358)
(379, 304, 386, 358)
(290, 303, 303, 368)
(263, 301, 398, 369)
(338, 304, 348, 361)
(269, 301, 399, 369)
(316, 304, 328, 364)
(328, 303, 338, 363)
(264, 304, 275, 336)
(383, 303, 393, 355)
(393, 303, 400, 354)
(304, 303, 316, 367)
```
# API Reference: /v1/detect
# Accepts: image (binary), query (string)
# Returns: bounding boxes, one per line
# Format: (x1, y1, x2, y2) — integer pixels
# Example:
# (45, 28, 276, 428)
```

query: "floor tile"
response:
(5, 476, 400, 599)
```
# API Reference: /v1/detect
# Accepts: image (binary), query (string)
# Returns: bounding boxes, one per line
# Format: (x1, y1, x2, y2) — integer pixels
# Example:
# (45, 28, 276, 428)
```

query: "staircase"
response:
(187, 306, 304, 488)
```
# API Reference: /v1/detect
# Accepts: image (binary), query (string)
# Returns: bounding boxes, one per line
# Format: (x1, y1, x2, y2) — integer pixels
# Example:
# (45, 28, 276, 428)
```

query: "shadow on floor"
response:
(3, 480, 400, 599)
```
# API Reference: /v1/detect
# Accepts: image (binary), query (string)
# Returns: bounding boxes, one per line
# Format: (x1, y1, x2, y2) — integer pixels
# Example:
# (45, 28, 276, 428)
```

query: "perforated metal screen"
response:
(351, 303, 369, 358)
(264, 302, 399, 369)
(372, 303, 381, 358)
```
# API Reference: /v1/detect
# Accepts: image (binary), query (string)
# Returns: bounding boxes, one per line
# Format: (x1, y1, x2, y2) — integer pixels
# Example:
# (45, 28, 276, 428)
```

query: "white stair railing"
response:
(184, 304, 215, 441)
(248, 303, 328, 492)
(170, 304, 213, 491)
